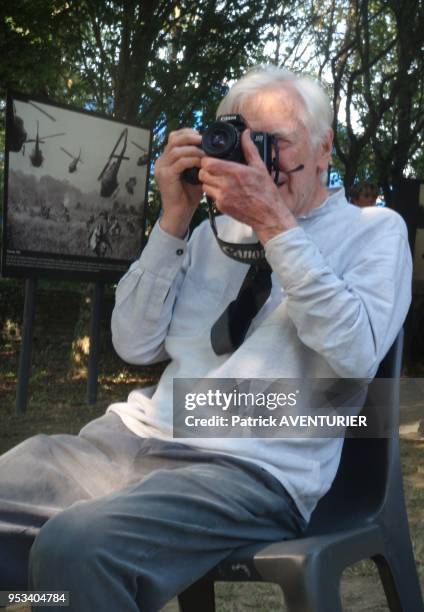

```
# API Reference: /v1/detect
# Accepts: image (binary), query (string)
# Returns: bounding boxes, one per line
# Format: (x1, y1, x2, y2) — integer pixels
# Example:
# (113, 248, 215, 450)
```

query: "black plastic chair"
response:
(178, 331, 424, 612)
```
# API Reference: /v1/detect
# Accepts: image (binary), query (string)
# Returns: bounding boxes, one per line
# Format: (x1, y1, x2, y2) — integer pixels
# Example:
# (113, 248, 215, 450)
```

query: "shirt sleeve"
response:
(111, 220, 190, 364)
(264, 221, 412, 378)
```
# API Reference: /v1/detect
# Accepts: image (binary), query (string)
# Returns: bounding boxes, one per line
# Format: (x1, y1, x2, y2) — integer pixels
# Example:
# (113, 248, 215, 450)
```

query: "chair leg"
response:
(177, 576, 215, 612)
(254, 557, 343, 612)
(373, 552, 424, 612)
(282, 574, 343, 612)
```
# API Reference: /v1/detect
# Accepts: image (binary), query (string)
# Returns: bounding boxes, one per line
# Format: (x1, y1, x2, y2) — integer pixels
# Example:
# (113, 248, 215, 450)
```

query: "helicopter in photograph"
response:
(61, 147, 83, 173)
(26, 121, 66, 167)
(131, 140, 149, 166)
(7, 100, 57, 153)
(98, 128, 130, 197)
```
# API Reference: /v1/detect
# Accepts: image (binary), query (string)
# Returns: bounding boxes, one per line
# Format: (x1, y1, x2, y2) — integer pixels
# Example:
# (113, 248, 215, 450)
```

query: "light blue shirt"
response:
(108, 189, 412, 520)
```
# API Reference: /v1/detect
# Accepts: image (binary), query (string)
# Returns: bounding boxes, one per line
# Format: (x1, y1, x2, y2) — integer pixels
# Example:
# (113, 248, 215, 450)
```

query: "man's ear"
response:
(317, 128, 333, 174)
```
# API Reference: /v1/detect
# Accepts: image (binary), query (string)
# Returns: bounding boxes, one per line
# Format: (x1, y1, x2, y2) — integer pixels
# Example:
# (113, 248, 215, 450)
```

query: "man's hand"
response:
(199, 129, 297, 244)
(154, 129, 205, 238)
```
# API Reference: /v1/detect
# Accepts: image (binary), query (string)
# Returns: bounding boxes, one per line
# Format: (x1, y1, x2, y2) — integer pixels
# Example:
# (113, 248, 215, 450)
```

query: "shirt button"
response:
(176, 248, 184, 256)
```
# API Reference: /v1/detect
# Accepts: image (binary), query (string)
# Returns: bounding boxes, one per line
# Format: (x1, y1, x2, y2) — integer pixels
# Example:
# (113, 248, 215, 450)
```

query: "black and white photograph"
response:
(2, 92, 151, 280)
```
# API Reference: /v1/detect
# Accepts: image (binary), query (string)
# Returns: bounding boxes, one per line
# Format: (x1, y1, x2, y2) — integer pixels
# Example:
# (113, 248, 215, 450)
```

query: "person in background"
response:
(350, 182, 379, 207)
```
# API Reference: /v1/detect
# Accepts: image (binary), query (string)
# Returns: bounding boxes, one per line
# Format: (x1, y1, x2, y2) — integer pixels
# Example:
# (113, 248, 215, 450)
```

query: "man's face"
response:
(239, 88, 332, 217)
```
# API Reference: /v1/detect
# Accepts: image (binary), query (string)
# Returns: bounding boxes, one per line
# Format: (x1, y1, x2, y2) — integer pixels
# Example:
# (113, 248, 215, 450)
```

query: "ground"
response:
(0, 284, 423, 611)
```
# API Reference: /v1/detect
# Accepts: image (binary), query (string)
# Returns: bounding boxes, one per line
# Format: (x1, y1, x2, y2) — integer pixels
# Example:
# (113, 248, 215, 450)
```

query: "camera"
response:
(182, 114, 275, 185)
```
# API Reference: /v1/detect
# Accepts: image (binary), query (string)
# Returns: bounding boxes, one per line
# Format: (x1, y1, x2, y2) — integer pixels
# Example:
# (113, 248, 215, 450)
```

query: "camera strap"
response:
(204, 141, 277, 263)
(206, 159, 304, 354)
(210, 259, 272, 355)
(206, 195, 271, 354)
(207, 197, 266, 263)
(204, 155, 304, 264)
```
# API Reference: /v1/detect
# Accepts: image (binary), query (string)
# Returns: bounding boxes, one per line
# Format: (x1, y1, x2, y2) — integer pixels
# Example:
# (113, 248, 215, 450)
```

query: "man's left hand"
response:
(198, 129, 297, 245)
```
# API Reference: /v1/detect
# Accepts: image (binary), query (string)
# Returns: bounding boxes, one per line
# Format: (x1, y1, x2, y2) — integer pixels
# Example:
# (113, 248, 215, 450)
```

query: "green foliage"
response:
(272, 0, 424, 199)
(0, 0, 422, 216)
(0, 0, 294, 238)
(0, 1, 83, 99)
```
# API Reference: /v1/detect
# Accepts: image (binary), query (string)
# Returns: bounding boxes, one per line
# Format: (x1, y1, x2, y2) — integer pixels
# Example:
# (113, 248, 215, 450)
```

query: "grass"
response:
(0, 296, 165, 453)
(1, 291, 423, 610)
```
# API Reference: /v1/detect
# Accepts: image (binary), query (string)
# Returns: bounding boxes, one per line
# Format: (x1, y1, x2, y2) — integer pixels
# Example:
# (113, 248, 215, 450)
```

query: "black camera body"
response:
(182, 114, 275, 185)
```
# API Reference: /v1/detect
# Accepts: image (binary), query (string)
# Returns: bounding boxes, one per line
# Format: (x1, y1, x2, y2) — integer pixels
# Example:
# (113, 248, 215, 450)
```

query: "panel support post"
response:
(87, 282, 104, 404)
(16, 278, 37, 415)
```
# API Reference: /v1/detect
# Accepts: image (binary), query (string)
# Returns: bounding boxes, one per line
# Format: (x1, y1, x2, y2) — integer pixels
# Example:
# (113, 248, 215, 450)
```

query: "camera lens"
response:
(202, 122, 239, 158)
(211, 130, 228, 150)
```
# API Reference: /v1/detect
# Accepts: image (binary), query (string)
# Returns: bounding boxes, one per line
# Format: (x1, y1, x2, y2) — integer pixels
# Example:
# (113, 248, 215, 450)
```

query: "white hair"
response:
(216, 65, 333, 148)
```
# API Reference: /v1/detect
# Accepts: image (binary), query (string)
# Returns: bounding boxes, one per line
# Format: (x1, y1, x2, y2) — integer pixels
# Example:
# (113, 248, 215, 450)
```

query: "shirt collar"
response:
(297, 188, 348, 221)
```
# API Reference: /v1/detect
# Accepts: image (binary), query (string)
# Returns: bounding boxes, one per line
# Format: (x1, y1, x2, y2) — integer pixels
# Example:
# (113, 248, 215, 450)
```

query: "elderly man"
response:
(0, 66, 411, 611)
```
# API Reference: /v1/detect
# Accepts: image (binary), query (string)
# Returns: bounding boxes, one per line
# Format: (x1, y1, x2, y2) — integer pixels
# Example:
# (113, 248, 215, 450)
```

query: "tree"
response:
(0, 1, 83, 99)
(371, 0, 424, 205)
(1, 0, 302, 372)
(66, 0, 291, 127)
(2, 0, 301, 227)
(265, 0, 424, 203)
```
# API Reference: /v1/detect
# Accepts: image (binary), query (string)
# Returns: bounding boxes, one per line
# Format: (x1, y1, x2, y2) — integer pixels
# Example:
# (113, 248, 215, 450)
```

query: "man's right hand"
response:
(154, 128, 205, 238)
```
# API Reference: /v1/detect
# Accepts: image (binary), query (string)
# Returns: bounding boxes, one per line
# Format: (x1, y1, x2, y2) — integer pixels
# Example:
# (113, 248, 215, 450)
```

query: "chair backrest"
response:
(306, 330, 404, 536)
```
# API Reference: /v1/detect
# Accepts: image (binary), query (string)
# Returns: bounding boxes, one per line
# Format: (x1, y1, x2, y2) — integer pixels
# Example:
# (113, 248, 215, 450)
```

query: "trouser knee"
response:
(29, 502, 96, 580)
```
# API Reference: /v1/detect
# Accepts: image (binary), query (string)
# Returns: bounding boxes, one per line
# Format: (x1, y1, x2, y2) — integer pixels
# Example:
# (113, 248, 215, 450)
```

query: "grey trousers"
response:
(0, 411, 307, 611)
